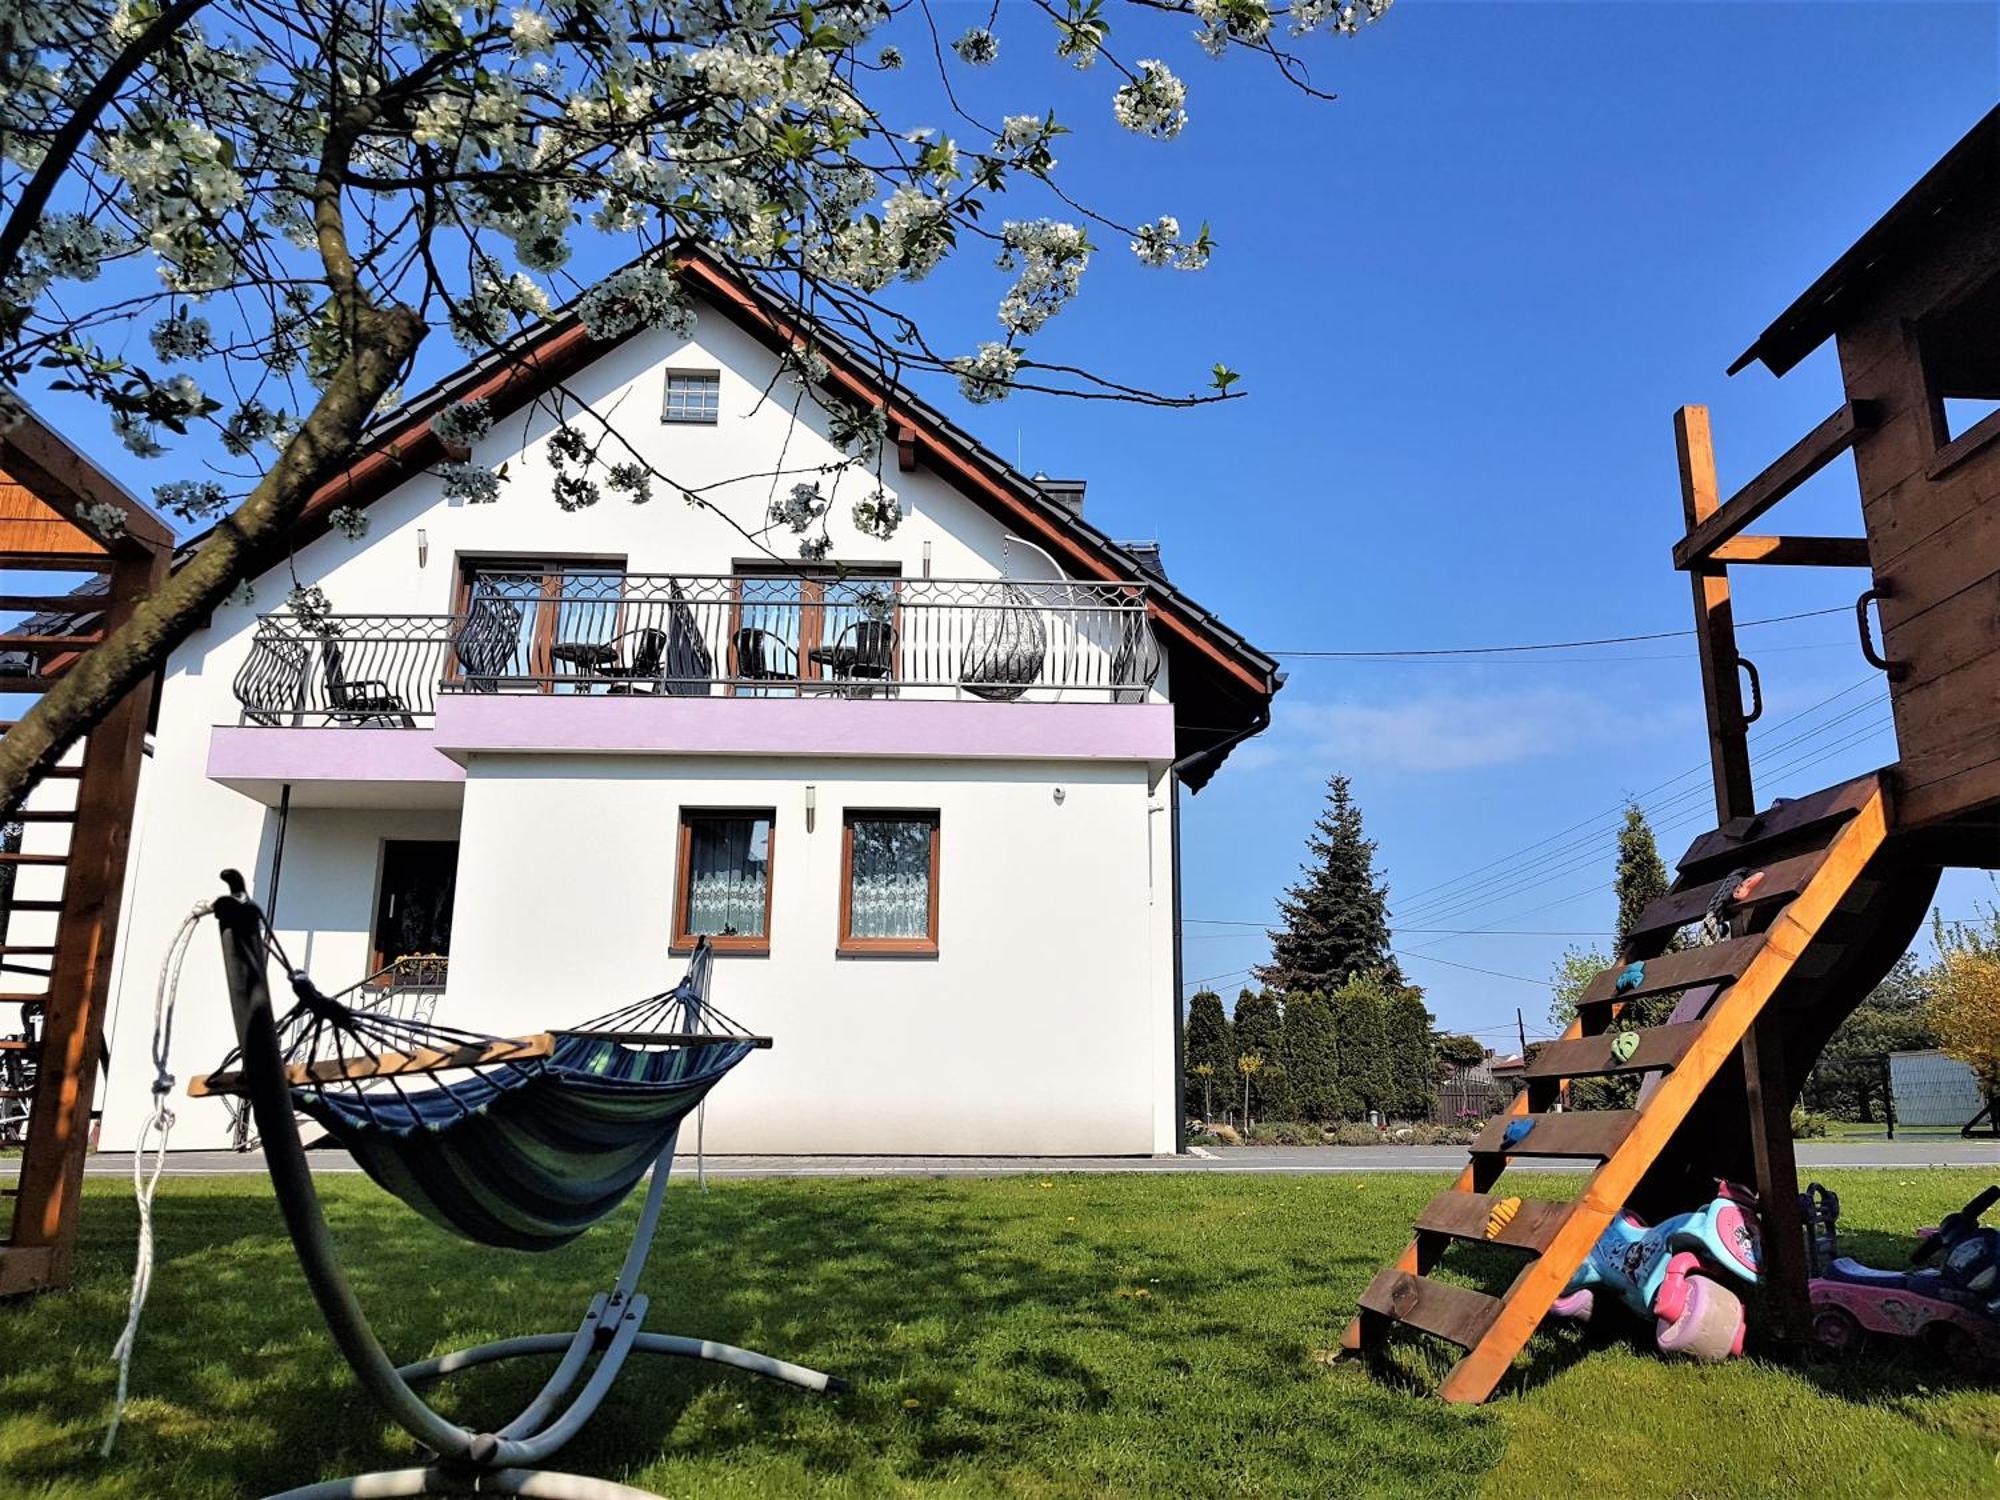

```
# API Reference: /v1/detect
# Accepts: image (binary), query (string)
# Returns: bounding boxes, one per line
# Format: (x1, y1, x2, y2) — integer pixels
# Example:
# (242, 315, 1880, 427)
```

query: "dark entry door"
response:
(373, 841, 458, 969)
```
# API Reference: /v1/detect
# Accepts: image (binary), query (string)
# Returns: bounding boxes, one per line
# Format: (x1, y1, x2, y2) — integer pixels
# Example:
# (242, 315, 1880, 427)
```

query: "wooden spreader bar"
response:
(190, 1032, 556, 1098)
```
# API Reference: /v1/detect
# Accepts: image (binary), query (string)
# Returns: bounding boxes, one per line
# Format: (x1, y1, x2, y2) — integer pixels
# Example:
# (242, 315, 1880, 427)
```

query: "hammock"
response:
(194, 940, 761, 1251)
(173, 873, 836, 1500)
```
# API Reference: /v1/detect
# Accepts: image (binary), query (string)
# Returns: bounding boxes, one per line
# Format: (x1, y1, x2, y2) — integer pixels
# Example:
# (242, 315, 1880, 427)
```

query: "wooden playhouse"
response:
(1348, 107, 2000, 1401)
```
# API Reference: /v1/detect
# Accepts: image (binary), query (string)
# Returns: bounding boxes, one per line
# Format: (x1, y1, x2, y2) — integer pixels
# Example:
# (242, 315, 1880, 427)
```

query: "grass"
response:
(0, 1170, 1995, 1497)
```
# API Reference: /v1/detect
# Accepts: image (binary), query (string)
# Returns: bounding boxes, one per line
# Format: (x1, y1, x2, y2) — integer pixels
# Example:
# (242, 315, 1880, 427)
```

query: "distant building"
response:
(1889, 1049, 1986, 1129)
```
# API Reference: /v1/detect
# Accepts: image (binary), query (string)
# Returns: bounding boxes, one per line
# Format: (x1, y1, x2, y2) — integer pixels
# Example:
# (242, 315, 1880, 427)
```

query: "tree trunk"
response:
(0, 303, 425, 817)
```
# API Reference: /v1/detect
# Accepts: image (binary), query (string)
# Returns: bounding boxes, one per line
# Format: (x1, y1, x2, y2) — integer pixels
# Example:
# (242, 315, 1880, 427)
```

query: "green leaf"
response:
(1210, 363, 1240, 392)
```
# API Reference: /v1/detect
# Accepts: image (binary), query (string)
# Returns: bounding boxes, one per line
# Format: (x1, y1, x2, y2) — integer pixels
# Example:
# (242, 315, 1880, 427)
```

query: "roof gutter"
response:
(1173, 697, 1272, 792)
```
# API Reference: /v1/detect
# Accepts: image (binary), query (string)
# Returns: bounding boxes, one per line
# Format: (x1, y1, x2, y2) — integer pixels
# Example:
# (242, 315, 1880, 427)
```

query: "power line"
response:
(1268, 605, 1847, 659)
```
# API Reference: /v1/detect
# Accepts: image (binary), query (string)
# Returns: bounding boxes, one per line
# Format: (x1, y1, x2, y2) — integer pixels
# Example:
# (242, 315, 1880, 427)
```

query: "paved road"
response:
(29, 1138, 1997, 1181)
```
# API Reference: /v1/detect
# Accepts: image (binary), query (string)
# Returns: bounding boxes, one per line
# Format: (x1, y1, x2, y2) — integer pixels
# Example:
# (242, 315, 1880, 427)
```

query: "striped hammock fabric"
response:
(296, 1033, 754, 1251)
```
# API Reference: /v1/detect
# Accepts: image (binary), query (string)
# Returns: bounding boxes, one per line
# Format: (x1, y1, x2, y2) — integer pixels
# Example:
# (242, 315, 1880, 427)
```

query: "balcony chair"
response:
(810, 618, 897, 697)
(320, 637, 415, 727)
(233, 626, 312, 726)
(453, 595, 522, 692)
(1108, 606, 1162, 704)
(731, 625, 798, 689)
(602, 626, 669, 695)
(958, 582, 1047, 702)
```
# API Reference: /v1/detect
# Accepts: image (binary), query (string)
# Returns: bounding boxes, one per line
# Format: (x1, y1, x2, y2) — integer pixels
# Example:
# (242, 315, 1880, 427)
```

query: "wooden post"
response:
(1739, 1010, 1813, 1351)
(3, 545, 166, 1293)
(1675, 406, 1757, 824)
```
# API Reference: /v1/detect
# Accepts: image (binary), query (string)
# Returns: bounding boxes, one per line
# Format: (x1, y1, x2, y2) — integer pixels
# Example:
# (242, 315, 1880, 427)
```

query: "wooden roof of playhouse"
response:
(1672, 106, 2000, 839)
(264, 244, 1283, 790)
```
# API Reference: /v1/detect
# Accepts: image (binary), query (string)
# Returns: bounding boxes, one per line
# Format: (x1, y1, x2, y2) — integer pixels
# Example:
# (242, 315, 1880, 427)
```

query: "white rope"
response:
(101, 900, 212, 1457)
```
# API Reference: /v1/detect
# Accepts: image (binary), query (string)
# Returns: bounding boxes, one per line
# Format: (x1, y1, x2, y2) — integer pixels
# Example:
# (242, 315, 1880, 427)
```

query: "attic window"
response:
(1920, 271, 2000, 453)
(662, 369, 720, 425)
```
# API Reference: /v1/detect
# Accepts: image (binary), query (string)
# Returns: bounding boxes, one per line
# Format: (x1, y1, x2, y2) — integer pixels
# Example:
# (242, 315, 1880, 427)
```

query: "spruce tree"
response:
(1183, 989, 1236, 1122)
(1280, 991, 1339, 1123)
(1231, 988, 1288, 1122)
(1256, 775, 1402, 995)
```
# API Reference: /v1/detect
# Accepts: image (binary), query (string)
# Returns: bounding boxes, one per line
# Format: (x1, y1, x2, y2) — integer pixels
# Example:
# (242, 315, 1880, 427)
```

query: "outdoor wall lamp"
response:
(417, 528, 429, 568)
(1053, 786, 1066, 806)
(805, 784, 817, 833)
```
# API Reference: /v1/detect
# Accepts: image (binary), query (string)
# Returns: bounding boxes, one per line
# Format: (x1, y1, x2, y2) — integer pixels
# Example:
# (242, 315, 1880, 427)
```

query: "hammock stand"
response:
(202, 871, 841, 1500)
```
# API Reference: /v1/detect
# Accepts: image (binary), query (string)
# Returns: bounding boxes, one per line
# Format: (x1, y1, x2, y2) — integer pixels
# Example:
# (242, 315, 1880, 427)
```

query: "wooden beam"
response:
(1356, 1269, 1502, 1351)
(1706, 535, 1872, 568)
(190, 1031, 557, 1098)
(1675, 406, 1757, 822)
(1672, 401, 1876, 571)
(1740, 1009, 1813, 1350)
(1412, 1191, 1570, 1254)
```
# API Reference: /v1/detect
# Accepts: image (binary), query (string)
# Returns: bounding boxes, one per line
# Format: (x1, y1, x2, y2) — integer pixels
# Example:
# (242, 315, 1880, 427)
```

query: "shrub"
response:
(1206, 1123, 1242, 1147)
(1244, 1120, 1319, 1146)
(1328, 1121, 1387, 1146)
(1791, 1105, 1832, 1139)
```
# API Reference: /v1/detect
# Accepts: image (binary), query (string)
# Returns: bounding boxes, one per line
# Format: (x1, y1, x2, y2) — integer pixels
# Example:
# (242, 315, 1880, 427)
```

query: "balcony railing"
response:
(233, 574, 1162, 725)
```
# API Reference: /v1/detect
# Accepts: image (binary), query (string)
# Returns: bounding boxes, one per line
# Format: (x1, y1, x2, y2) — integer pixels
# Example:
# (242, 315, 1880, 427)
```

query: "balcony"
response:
(232, 574, 1163, 726)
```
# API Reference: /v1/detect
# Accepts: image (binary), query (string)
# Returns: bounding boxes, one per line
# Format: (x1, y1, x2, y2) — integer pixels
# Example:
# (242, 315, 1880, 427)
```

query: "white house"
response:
(97, 250, 1280, 1157)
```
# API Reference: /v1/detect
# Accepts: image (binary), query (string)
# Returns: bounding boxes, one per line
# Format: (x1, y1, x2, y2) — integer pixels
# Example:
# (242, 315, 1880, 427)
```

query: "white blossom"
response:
(74, 500, 127, 540)
(509, 8, 555, 56)
(852, 488, 900, 541)
(606, 462, 653, 503)
(149, 310, 213, 362)
(153, 478, 229, 520)
(575, 262, 695, 342)
(439, 461, 502, 504)
(1113, 61, 1188, 140)
(430, 397, 493, 450)
(952, 342, 1021, 404)
(995, 220, 1092, 335)
(328, 505, 370, 539)
(951, 27, 998, 66)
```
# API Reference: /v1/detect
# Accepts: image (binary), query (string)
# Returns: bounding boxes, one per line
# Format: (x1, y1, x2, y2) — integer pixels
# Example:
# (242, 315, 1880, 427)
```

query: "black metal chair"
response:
(321, 637, 415, 726)
(1108, 606, 1162, 704)
(732, 626, 798, 688)
(453, 595, 522, 693)
(811, 619, 897, 696)
(604, 627, 669, 695)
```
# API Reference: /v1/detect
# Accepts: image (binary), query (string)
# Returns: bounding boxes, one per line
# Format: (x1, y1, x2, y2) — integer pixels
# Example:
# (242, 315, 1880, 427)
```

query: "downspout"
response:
(1166, 700, 1274, 1154)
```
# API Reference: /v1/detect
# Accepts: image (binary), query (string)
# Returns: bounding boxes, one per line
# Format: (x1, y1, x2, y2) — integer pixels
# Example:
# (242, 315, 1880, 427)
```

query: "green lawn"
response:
(1, 1170, 1994, 1497)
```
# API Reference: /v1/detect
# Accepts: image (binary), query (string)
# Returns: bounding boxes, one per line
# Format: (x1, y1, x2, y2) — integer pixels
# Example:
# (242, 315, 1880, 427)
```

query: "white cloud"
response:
(1240, 684, 1694, 775)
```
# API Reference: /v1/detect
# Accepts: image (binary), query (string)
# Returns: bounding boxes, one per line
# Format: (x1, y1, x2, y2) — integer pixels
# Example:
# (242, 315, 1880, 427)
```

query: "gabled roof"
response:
(283, 244, 1280, 787)
(1730, 106, 2000, 378)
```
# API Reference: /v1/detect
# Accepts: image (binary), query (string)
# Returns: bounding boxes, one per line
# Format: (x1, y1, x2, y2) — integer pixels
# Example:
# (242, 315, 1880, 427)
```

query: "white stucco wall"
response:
(97, 303, 1186, 1156)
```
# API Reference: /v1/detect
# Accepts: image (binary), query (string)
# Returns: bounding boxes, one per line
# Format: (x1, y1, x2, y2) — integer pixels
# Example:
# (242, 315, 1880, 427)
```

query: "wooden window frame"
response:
(673, 808, 776, 955)
(450, 556, 626, 690)
(1915, 270, 2000, 476)
(662, 368, 722, 425)
(837, 809, 940, 957)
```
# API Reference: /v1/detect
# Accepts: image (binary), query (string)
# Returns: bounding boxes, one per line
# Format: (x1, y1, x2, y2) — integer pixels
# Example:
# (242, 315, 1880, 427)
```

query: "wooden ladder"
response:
(1342, 773, 1902, 1404)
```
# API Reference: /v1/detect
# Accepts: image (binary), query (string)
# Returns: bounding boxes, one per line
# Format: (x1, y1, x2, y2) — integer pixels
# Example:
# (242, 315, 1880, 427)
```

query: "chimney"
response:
(1037, 477, 1087, 515)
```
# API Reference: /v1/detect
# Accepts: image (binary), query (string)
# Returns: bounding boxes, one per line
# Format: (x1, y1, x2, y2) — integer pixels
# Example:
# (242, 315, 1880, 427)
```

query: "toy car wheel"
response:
(1656, 1275, 1743, 1362)
(1811, 1305, 1865, 1358)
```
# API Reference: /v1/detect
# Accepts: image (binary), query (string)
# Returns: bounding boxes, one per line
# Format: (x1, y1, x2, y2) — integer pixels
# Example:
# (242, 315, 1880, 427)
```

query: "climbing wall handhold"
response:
(1615, 962, 1646, 994)
(1486, 1196, 1523, 1239)
(1503, 1118, 1536, 1148)
(1611, 1030, 1641, 1064)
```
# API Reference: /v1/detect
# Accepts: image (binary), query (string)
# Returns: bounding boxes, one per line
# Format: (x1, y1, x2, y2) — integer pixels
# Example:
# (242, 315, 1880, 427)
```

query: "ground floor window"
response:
(371, 840, 457, 978)
(676, 810, 774, 953)
(840, 811, 939, 955)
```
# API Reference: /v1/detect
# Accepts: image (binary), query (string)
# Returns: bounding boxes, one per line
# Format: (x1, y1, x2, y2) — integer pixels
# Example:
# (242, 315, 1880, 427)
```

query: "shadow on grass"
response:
(1, 1172, 1506, 1498)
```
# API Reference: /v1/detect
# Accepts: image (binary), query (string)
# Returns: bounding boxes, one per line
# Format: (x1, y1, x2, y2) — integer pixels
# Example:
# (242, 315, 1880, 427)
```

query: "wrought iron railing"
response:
(233, 574, 1162, 725)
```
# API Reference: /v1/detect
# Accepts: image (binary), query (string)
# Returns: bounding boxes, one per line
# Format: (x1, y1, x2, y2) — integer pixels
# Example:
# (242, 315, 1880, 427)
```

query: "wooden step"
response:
(0, 992, 50, 1003)
(1676, 774, 1877, 876)
(8, 810, 74, 823)
(0, 852, 67, 865)
(0, 631, 102, 650)
(1357, 1268, 1503, 1350)
(0, 899, 64, 913)
(1524, 1023, 1702, 1080)
(1624, 848, 1828, 947)
(1413, 1191, 1570, 1254)
(0, 591, 108, 613)
(1574, 935, 1765, 1010)
(0, 946, 57, 956)
(1470, 1109, 1640, 1160)
(0, 1037, 35, 1050)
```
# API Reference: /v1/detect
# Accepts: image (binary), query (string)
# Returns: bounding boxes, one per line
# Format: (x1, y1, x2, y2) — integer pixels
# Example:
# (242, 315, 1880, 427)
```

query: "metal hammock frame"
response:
(205, 871, 841, 1500)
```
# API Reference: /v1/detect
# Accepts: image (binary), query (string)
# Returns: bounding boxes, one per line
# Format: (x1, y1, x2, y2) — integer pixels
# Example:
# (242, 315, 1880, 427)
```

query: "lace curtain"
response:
(848, 817, 933, 938)
(685, 816, 770, 937)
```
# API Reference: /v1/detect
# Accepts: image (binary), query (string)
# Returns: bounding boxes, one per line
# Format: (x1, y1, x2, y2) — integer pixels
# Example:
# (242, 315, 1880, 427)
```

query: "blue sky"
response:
(26, 3, 1999, 1048)
(866, 1, 2000, 1046)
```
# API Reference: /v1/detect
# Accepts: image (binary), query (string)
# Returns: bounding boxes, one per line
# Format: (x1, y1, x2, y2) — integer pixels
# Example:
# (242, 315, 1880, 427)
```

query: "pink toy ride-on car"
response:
(1801, 1182, 2000, 1374)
